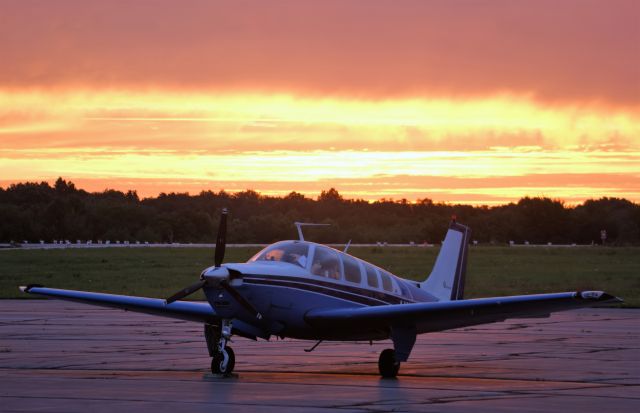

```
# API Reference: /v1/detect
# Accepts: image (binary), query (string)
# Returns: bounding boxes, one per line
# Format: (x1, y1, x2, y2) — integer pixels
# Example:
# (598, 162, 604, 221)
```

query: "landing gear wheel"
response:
(211, 346, 235, 375)
(378, 348, 400, 378)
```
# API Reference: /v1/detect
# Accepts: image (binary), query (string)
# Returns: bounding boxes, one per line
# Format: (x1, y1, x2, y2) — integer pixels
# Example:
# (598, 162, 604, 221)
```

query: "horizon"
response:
(1, 1, 639, 205)
(3, 177, 637, 208)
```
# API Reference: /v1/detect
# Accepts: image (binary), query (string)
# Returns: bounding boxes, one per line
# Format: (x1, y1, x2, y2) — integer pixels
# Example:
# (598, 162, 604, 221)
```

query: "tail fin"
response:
(420, 221, 471, 301)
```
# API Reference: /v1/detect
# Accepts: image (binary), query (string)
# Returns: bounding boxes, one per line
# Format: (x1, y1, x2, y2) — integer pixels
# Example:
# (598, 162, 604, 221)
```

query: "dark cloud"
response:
(1, 0, 638, 106)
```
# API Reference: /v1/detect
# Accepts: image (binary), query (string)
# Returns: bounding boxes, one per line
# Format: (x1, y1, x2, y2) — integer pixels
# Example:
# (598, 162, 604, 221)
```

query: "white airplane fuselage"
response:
(201, 240, 436, 341)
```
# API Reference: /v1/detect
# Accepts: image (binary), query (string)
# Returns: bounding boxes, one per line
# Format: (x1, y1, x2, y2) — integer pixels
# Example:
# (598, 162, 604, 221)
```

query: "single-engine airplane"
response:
(20, 210, 621, 377)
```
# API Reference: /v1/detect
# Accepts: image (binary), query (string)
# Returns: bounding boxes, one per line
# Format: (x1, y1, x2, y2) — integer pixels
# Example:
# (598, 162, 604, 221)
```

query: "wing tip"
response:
(19, 284, 44, 293)
(578, 290, 623, 304)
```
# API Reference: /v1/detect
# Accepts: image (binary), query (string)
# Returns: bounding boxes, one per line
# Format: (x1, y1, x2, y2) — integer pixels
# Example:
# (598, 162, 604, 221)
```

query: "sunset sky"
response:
(1, 0, 638, 205)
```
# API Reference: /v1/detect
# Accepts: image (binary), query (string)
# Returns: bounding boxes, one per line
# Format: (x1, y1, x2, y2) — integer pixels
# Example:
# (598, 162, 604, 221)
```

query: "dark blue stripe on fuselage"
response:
(243, 274, 416, 306)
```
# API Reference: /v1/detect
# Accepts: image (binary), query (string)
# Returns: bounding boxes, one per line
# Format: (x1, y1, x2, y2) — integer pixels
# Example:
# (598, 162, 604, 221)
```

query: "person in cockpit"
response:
(285, 253, 307, 268)
(281, 244, 308, 268)
(312, 259, 339, 279)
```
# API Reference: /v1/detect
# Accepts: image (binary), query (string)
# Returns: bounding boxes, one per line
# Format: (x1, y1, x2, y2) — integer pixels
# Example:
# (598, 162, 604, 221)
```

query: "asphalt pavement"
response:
(1, 300, 637, 412)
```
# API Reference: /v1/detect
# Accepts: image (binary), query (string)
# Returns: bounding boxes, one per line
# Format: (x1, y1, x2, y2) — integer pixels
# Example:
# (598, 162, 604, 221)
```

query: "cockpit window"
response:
(342, 254, 362, 284)
(249, 242, 309, 268)
(311, 246, 341, 280)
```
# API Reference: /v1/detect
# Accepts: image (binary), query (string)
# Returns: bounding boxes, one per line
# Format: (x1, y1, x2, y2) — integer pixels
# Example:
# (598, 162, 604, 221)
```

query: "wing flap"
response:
(305, 291, 621, 334)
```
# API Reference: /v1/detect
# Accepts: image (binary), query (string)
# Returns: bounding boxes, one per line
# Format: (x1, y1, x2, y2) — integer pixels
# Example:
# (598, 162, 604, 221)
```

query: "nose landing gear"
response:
(212, 345, 235, 375)
(205, 320, 236, 376)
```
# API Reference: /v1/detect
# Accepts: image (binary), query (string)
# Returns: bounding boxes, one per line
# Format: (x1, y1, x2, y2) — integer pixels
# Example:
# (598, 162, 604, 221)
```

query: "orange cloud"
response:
(1, 88, 639, 205)
(1, 90, 638, 152)
(1, 1, 639, 205)
(1, 144, 638, 204)
(0, 1, 638, 107)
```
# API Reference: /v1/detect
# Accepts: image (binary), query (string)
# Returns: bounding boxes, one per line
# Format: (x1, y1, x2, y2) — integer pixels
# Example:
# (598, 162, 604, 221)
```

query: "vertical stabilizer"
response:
(420, 221, 471, 301)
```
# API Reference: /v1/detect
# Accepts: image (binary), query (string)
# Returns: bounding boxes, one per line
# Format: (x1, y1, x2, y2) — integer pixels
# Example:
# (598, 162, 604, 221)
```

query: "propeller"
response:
(164, 209, 263, 320)
(214, 208, 227, 267)
(165, 279, 207, 304)
(220, 278, 263, 320)
(165, 208, 228, 304)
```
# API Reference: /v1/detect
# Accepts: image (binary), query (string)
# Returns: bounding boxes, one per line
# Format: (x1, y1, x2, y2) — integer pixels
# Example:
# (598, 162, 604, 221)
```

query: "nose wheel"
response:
(211, 345, 235, 375)
(378, 348, 400, 378)
(206, 319, 236, 376)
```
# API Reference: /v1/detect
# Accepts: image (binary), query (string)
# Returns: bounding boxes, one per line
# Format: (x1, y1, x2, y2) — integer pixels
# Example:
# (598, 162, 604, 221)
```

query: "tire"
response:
(378, 348, 400, 378)
(211, 346, 235, 375)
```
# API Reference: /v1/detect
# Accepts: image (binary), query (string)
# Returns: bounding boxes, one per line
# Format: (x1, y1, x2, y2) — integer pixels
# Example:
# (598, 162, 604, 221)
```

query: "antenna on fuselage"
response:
(294, 222, 330, 241)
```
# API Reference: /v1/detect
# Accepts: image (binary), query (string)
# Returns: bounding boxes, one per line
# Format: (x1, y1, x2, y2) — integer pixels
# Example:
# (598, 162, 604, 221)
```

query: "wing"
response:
(20, 285, 267, 339)
(20, 284, 217, 323)
(305, 291, 622, 334)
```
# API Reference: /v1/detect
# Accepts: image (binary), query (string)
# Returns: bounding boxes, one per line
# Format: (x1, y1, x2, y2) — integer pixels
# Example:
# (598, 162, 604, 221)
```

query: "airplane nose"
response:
(202, 266, 230, 282)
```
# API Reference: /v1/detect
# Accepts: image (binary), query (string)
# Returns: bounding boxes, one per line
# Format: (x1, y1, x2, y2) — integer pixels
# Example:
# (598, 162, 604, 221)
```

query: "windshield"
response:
(249, 241, 309, 268)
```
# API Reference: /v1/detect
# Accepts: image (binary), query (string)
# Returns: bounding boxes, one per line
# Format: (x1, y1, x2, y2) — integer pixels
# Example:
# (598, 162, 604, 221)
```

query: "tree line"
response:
(1, 178, 639, 245)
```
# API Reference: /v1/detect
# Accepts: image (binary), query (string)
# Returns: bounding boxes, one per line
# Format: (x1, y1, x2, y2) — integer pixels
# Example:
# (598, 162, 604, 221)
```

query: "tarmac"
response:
(0, 300, 638, 412)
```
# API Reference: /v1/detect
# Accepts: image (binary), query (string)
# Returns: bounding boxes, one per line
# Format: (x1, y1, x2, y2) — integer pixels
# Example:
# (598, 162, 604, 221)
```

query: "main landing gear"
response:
(205, 320, 236, 376)
(378, 348, 400, 378)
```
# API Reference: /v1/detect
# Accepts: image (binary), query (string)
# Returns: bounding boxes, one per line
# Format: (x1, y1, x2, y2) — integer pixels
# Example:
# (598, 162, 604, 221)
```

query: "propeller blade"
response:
(214, 208, 228, 267)
(220, 281, 263, 320)
(165, 279, 207, 304)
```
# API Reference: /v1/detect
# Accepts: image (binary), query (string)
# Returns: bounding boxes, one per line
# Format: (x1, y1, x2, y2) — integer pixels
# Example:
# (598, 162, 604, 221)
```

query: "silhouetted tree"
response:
(0, 179, 638, 245)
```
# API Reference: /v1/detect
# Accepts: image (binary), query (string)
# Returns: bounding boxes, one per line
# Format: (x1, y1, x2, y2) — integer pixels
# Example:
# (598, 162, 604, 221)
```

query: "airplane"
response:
(20, 209, 621, 378)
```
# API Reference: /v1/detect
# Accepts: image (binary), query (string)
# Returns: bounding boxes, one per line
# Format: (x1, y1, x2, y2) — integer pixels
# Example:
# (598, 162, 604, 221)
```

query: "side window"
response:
(397, 280, 412, 299)
(380, 270, 402, 295)
(311, 246, 341, 280)
(380, 272, 393, 292)
(364, 264, 379, 288)
(342, 254, 362, 284)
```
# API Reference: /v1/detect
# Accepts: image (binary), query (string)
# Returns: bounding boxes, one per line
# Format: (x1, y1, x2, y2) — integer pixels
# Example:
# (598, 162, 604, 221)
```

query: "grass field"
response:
(1, 246, 637, 306)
